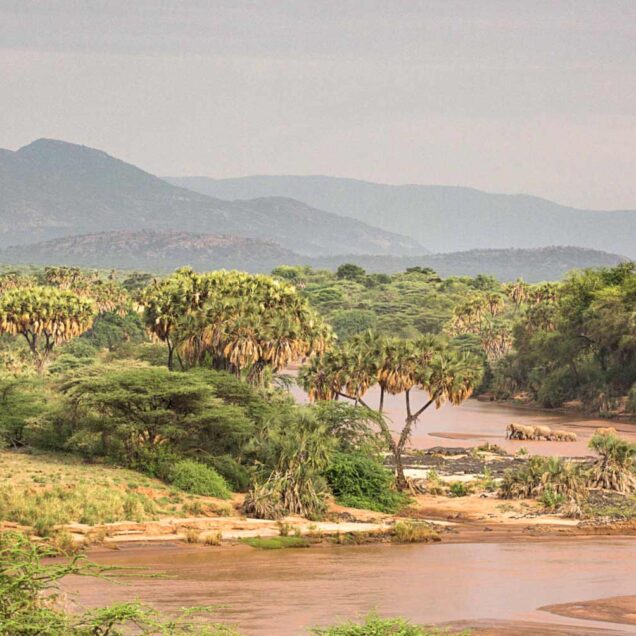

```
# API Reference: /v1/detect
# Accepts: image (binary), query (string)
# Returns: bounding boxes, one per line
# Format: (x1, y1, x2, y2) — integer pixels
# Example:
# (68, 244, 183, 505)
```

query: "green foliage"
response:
(0, 482, 158, 536)
(325, 452, 408, 513)
(449, 481, 470, 497)
(209, 454, 251, 492)
(311, 612, 461, 636)
(336, 263, 366, 280)
(299, 267, 483, 339)
(392, 521, 441, 544)
(330, 309, 378, 340)
(490, 263, 636, 414)
(588, 433, 636, 493)
(0, 286, 96, 370)
(169, 461, 231, 499)
(0, 376, 47, 448)
(139, 267, 330, 379)
(539, 487, 565, 509)
(243, 411, 335, 520)
(311, 401, 384, 455)
(83, 311, 146, 351)
(500, 456, 586, 502)
(48, 364, 254, 469)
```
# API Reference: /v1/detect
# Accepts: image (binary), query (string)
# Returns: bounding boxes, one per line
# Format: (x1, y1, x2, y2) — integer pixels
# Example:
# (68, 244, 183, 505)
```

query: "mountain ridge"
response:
(165, 175, 636, 257)
(0, 139, 425, 257)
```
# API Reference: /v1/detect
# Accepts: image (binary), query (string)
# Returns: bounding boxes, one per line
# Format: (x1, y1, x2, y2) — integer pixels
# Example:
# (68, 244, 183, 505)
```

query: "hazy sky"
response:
(1, 1, 635, 208)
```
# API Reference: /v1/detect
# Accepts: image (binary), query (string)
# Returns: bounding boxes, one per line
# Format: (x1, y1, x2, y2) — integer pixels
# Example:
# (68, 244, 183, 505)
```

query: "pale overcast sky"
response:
(1, 1, 635, 209)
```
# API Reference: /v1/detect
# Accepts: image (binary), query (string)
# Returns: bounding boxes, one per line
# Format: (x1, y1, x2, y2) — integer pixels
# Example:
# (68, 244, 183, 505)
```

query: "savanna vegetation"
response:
(0, 261, 634, 634)
(274, 262, 636, 417)
(0, 261, 633, 540)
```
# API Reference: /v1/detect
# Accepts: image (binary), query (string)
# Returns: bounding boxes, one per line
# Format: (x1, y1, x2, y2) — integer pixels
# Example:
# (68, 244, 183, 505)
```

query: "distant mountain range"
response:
(0, 139, 423, 256)
(0, 231, 625, 282)
(0, 138, 631, 281)
(166, 175, 636, 259)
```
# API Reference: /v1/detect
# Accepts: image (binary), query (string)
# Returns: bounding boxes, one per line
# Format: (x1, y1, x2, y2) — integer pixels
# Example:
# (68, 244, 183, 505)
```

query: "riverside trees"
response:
(300, 332, 482, 489)
(139, 268, 331, 384)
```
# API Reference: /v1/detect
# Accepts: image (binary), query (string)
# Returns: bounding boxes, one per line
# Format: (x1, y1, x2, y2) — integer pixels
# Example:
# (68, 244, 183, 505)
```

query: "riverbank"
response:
(477, 393, 636, 425)
(3, 446, 635, 551)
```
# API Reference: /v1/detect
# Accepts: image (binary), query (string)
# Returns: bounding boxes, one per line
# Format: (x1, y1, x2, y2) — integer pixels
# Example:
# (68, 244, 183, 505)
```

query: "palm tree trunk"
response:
(167, 339, 175, 371)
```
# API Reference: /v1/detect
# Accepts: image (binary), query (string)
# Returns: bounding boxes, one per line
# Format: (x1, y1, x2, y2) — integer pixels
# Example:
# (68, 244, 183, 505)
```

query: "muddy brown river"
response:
(66, 538, 636, 635)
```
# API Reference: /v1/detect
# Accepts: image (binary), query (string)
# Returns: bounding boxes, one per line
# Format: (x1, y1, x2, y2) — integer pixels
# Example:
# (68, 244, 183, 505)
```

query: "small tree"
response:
(588, 433, 636, 493)
(0, 286, 95, 372)
(336, 263, 366, 280)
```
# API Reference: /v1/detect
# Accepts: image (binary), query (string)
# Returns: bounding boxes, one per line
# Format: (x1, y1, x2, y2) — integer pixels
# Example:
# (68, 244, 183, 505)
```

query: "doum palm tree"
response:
(301, 332, 482, 490)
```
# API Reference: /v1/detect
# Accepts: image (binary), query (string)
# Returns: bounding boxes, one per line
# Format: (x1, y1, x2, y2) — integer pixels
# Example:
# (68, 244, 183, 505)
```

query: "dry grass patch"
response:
(0, 450, 235, 537)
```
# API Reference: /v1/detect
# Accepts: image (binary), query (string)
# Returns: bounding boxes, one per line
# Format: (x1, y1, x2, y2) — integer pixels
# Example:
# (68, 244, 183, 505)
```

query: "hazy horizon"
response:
(2, 1, 635, 209)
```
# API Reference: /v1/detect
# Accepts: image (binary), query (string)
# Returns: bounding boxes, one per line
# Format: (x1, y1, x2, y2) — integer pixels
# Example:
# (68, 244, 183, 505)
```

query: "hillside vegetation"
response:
(0, 233, 623, 281)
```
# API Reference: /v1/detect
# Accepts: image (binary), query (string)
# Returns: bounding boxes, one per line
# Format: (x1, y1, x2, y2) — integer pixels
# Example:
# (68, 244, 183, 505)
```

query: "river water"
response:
(66, 538, 636, 635)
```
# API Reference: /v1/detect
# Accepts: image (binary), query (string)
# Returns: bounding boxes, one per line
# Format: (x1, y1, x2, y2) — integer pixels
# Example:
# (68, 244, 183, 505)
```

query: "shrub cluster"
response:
(325, 452, 409, 513)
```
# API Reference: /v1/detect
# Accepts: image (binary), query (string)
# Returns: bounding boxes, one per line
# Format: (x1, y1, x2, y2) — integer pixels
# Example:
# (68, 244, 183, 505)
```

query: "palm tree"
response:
(0, 286, 95, 372)
(387, 350, 482, 489)
(300, 336, 482, 491)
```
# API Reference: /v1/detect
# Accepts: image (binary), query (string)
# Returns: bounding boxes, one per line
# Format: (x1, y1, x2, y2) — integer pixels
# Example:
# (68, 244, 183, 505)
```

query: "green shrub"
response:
(0, 531, 241, 635)
(209, 454, 251, 491)
(311, 612, 453, 635)
(588, 433, 636, 493)
(392, 521, 440, 544)
(0, 376, 47, 448)
(169, 460, 231, 499)
(500, 456, 585, 501)
(536, 367, 573, 408)
(325, 452, 409, 513)
(330, 309, 378, 341)
(539, 487, 565, 509)
(449, 481, 470, 497)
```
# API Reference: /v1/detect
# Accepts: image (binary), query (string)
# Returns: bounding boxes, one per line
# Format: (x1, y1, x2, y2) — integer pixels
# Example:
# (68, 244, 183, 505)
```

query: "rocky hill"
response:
(0, 233, 626, 281)
(0, 230, 304, 273)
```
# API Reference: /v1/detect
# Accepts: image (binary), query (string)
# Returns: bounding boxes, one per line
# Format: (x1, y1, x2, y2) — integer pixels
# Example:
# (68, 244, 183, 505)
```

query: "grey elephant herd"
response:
(505, 423, 577, 442)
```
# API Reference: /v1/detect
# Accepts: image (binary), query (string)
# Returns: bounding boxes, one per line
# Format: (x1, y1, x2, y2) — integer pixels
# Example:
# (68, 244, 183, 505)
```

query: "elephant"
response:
(532, 425, 552, 440)
(550, 430, 577, 441)
(506, 423, 535, 440)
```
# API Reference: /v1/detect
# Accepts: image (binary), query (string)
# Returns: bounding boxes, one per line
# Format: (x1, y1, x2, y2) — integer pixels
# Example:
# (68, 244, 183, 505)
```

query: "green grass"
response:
(240, 535, 311, 550)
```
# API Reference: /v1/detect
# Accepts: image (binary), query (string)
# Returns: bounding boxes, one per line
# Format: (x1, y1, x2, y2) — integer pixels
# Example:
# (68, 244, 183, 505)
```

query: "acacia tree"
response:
(0, 287, 95, 372)
(300, 332, 482, 489)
